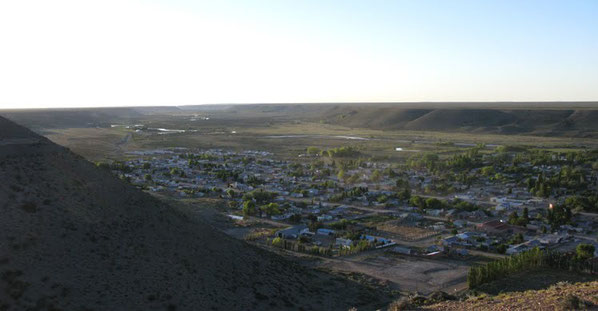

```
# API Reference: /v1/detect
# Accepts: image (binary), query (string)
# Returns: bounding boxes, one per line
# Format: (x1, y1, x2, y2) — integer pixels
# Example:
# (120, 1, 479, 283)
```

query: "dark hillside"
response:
(0, 117, 383, 310)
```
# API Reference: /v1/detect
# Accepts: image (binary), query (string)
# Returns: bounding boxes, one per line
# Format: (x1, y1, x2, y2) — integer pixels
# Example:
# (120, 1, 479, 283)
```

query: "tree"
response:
(144, 174, 152, 181)
(496, 244, 507, 254)
(337, 169, 345, 180)
(261, 203, 281, 216)
(271, 237, 283, 247)
(576, 244, 595, 260)
(347, 174, 360, 184)
(547, 204, 572, 227)
(242, 200, 256, 217)
(306, 146, 320, 155)
(508, 211, 519, 225)
(425, 198, 444, 209)
(395, 178, 409, 188)
(481, 166, 495, 176)
(521, 207, 530, 225)
(397, 188, 411, 201)
(509, 233, 524, 245)
(409, 196, 426, 209)
(289, 214, 302, 223)
(95, 162, 110, 170)
(226, 189, 235, 198)
(370, 169, 382, 182)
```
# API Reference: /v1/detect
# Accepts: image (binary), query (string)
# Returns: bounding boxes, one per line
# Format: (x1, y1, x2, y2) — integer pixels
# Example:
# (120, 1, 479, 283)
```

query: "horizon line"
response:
(2, 100, 598, 110)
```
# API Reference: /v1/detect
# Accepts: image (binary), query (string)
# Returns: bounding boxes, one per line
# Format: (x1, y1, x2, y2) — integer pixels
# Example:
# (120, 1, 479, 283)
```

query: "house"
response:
(336, 238, 352, 247)
(276, 225, 309, 239)
(228, 214, 243, 221)
(538, 233, 566, 245)
(468, 210, 487, 220)
(506, 239, 543, 255)
(400, 212, 423, 221)
(454, 194, 474, 202)
(506, 244, 528, 255)
(457, 232, 479, 240)
(317, 214, 333, 222)
(426, 245, 444, 253)
(442, 236, 459, 247)
(391, 246, 412, 255)
(316, 228, 335, 236)
(477, 219, 511, 234)
(308, 188, 320, 196)
(271, 214, 291, 221)
(446, 209, 459, 218)
(362, 235, 393, 245)
(427, 209, 443, 217)
(329, 206, 349, 216)
(453, 220, 467, 228)
(454, 248, 469, 256)
(431, 223, 446, 231)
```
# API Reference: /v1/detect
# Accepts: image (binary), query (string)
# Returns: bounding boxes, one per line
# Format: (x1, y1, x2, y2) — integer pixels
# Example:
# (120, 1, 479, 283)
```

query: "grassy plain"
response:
(43, 119, 598, 163)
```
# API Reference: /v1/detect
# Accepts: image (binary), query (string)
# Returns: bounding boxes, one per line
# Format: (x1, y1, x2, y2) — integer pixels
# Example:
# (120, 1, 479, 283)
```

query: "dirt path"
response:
(115, 132, 133, 153)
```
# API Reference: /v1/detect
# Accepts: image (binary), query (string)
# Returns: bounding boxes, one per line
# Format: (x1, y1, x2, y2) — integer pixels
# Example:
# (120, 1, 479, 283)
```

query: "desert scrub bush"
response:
(2, 270, 29, 300)
(20, 201, 37, 213)
(244, 229, 276, 241)
(271, 237, 283, 247)
(559, 294, 589, 310)
(387, 297, 411, 311)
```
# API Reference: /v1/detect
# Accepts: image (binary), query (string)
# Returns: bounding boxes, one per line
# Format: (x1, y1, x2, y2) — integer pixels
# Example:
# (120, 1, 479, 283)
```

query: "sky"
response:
(0, 0, 597, 108)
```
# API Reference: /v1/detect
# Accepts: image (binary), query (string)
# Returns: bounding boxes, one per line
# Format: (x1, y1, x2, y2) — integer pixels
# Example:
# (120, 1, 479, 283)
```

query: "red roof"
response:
(477, 220, 509, 231)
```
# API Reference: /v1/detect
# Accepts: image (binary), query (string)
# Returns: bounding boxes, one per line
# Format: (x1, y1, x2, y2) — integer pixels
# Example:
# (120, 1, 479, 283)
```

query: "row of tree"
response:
(468, 246, 597, 288)
(271, 237, 333, 256)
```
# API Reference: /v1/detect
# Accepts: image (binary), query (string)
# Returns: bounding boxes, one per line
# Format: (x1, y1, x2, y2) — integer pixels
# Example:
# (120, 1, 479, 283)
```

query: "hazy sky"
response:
(1, 0, 597, 108)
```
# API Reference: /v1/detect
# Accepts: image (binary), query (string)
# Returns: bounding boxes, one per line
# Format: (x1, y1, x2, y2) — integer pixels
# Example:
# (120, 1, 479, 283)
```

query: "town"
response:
(102, 143, 598, 287)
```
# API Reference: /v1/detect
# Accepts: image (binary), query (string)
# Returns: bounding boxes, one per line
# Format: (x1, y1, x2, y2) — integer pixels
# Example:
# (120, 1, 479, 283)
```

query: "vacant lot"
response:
(314, 249, 488, 295)
(377, 221, 439, 241)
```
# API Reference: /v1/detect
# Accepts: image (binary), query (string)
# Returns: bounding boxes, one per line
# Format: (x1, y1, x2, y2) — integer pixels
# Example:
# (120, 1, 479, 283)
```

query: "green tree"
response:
(242, 200, 256, 217)
(481, 166, 495, 176)
(261, 203, 281, 216)
(509, 233, 524, 245)
(576, 244, 595, 260)
(397, 188, 411, 201)
(347, 174, 360, 184)
(370, 169, 382, 182)
(496, 244, 507, 254)
(226, 189, 235, 198)
(306, 146, 320, 155)
(425, 198, 444, 209)
(409, 196, 426, 209)
(521, 207, 530, 225)
(272, 237, 283, 247)
(508, 211, 519, 225)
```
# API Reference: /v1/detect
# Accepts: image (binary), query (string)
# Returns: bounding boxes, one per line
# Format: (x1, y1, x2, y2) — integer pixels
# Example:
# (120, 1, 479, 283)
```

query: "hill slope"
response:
(0, 117, 382, 310)
(317, 105, 598, 136)
(422, 281, 598, 311)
